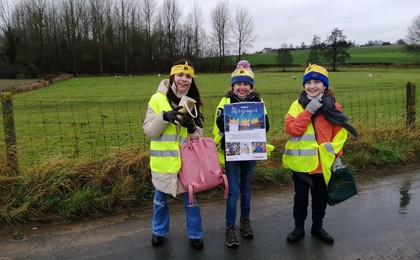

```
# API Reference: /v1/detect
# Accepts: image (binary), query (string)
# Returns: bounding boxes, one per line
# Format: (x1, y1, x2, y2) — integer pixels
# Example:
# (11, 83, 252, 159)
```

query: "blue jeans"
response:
(152, 189, 203, 239)
(225, 160, 256, 227)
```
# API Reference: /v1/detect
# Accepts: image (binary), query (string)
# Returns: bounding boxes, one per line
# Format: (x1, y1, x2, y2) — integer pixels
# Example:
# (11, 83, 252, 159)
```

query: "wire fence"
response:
(1, 84, 418, 167)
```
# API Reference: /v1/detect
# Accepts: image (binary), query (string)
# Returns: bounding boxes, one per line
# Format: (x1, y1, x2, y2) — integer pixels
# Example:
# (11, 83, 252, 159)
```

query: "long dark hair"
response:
(167, 59, 204, 128)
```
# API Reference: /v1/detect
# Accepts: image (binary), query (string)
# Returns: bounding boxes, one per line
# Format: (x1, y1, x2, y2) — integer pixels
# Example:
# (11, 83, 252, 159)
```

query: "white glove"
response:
(305, 100, 323, 114)
(332, 157, 345, 171)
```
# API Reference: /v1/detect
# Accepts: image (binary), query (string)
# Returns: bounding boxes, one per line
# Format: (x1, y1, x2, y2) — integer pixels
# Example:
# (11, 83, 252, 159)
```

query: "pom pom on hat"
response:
(303, 64, 329, 87)
(231, 60, 254, 88)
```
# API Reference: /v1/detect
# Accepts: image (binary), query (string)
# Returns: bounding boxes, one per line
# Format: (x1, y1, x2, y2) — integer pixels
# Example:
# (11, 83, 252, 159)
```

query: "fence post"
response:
(1, 92, 19, 175)
(406, 82, 416, 128)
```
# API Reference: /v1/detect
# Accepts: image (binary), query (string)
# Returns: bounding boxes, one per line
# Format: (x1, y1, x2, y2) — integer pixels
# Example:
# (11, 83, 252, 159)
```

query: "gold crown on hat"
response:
(231, 66, 254, 78)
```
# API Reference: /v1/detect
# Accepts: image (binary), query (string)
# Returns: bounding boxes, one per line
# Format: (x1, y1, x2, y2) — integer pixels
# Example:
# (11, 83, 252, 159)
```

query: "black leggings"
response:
(292, 171, 328, 230)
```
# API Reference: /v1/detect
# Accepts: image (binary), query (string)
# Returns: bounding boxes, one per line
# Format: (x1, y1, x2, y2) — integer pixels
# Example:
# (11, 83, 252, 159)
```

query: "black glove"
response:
(162, 106, 184, 124)
(181, 115, 197, 133)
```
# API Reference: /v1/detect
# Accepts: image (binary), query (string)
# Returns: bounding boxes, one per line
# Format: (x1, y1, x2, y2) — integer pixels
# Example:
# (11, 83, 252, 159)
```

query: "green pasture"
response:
(1, 66, 420, 166)
(246, 45, 420, 65)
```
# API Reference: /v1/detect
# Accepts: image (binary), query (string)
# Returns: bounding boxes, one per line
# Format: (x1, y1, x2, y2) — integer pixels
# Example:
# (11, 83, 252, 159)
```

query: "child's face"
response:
(232, 82, 252, 97)
(174, 73, 192, 91)
(304, 79, 326, 98)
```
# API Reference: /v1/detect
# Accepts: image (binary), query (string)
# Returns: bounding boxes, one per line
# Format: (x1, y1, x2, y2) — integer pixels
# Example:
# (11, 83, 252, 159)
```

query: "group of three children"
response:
(142, 59, 352, 249)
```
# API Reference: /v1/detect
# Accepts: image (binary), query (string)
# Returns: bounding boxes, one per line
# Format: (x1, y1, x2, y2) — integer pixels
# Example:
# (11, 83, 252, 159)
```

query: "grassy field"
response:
(1, 56, 420, 224)
(0, 66, 417, 167)
(245, 45, 420, 66)
(0, 45, 419, 166)
(1, 68, 420, 225)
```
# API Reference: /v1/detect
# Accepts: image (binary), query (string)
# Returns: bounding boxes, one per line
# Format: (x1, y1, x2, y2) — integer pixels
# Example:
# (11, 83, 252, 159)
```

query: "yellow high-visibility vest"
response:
(149, 92, 188, 174)
(212, 97, 230, 164)
(282, 100, 347, 185)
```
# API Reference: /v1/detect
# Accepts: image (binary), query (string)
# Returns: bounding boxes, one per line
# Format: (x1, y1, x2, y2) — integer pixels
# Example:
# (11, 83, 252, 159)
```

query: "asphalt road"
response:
(1, 167, 420, 260)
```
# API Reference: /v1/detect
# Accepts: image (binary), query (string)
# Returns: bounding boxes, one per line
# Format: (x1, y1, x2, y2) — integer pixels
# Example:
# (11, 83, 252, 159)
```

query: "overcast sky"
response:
(178, 0, 420, 53)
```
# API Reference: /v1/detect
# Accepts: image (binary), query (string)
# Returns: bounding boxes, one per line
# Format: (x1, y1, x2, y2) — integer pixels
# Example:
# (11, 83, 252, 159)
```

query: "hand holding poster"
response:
(223, 102, 267, 161)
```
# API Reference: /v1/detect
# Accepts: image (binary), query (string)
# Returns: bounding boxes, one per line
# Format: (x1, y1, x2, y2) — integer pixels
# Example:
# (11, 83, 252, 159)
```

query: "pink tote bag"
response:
(179, 137, 228, 205)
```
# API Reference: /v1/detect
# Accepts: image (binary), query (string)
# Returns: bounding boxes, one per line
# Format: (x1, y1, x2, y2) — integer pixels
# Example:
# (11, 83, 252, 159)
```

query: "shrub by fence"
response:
(0, 83, 418, 170)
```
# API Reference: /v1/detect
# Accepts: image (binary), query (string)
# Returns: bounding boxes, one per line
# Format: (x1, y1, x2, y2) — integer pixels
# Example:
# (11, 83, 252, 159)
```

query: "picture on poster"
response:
(223, 102, 267, 161)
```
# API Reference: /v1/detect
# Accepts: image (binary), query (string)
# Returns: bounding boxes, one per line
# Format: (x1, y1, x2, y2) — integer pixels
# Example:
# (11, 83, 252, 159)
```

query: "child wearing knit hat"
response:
(212, 60, 270, 248)
(283, 64, 358, 245)
(230, 60, 255, 88)
(302, 63, 329, 88)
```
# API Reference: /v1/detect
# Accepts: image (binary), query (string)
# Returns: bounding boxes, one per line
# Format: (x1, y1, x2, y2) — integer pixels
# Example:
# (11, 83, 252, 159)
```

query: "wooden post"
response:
(1, 92, 19, 175)
(406, 82, 416, 128)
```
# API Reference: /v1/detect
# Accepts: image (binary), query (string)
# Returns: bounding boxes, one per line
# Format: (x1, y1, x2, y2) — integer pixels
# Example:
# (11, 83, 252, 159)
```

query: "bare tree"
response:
(60, 0, 86, 72)
(323, 28, 351, 71)
(141, 0, 157, 67)
(189, 1, 205, 61)
(160, 0, 181, 61)
(113, 0, 135, 74)
(22, 0, 49, 73)
(405, 14, 420, 55)
(0, 0, 14, 30)
(211, 0, 230, 71)
(0, 0, 17, 66)
(276, 43, 293, 72)
(232, 6, 255, 61)
(0, 0, 235, 75)
(89, 0, 110, 74)
(307, 35, 324, 64)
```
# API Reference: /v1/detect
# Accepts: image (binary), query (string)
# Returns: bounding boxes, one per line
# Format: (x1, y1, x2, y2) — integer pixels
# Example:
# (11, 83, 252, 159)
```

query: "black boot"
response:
(287, 227, 305, 243)
(311, 228, 334, 244)
(190, 238, 204, 249)
(152, 234, 164, 247)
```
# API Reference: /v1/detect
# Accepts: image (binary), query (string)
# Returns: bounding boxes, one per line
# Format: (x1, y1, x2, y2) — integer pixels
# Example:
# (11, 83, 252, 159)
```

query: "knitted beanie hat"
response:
(231, 60, 254, 88)
(303, 64, 329, 87)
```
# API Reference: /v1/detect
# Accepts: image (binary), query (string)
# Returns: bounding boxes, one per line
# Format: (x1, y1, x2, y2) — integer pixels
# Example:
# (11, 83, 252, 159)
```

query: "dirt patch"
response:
(1, 74, 74, 94)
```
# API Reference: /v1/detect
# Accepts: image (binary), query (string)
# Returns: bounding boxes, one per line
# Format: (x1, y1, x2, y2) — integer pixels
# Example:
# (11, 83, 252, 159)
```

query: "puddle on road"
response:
(399, 180, 411, 215)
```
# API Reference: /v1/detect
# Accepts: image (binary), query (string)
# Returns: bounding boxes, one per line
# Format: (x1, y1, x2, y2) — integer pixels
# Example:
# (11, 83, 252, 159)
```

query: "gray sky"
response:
(180, 0, 420, 53)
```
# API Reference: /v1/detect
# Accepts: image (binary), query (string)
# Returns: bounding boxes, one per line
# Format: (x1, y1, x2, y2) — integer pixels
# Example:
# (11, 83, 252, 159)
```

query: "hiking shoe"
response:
(287, 227, 305, 243)
(152, 234, 164, 247)
(190, 238, 204, 249)
(240, 217, 254, 238)
(225, 227, 239, 248)
(311, 228, 334, 244)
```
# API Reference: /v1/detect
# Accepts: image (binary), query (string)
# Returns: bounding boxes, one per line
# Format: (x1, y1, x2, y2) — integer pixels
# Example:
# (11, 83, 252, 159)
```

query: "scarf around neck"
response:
(298, 91, 359, 138)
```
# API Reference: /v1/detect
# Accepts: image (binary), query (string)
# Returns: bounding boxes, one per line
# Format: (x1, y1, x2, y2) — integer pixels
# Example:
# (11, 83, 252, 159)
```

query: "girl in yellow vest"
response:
(283, 64, 358, 244)
(213, 60, 270, 248)
(143, 59, 205, 249)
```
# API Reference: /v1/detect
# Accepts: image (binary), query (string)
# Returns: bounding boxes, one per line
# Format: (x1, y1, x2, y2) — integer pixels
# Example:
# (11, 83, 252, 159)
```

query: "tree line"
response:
(0, 0, 255, 78)
(276, 14, 420, 73)
(1, 0, 419, 78)
(275, 28, 352, 72)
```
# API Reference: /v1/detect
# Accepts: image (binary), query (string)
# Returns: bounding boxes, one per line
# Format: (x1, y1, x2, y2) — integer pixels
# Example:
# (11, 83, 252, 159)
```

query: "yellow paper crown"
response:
(170, 62, 195, 77)
(231, 66, 254, 79)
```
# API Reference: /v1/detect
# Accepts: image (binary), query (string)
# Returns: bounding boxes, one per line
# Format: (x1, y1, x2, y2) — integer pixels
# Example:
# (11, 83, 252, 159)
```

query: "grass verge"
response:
(1, 124, 420, 226)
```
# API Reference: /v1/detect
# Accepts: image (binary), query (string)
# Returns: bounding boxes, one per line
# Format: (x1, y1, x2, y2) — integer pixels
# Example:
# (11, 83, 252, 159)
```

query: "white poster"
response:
(223, 102, 267, 161)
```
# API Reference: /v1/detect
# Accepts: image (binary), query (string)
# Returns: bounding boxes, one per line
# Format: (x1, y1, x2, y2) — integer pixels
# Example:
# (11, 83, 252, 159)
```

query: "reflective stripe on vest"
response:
(212, 97, 230, 165)
(149, 93, 188, 174)
(282, 101, 319, 172)
(282, 100, 348, 185)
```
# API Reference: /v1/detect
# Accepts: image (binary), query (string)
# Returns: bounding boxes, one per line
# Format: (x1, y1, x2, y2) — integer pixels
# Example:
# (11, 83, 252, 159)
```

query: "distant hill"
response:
(245, 45, 420, 66)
